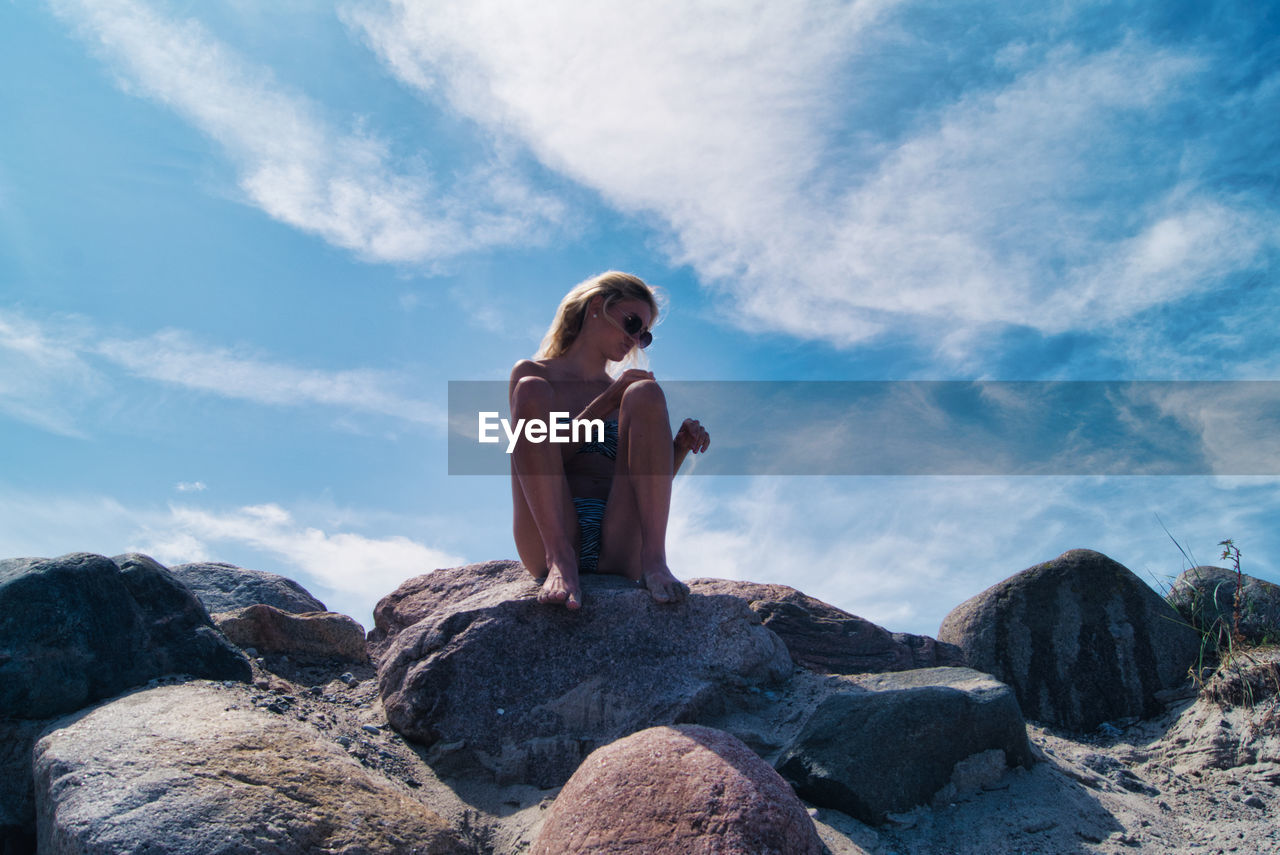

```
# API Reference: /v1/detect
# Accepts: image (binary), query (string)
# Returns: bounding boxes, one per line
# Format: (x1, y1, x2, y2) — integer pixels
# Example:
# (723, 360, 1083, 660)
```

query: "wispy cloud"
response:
(152, 503, 464, 621)
(668, 474, 1279, 634)
(347, 0, 1279, 363)
(0, 309, 441, 433)
(48, 0, 564, 263)
(0, 311, 103, 437)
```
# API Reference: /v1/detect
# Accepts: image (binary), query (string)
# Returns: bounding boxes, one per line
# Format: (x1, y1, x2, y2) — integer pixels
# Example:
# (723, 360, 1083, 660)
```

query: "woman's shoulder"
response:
(509, 358, 550, 382)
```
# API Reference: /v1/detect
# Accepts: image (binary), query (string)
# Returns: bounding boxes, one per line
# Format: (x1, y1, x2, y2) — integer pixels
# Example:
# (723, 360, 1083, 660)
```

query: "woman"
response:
(509, 271, 710, 610)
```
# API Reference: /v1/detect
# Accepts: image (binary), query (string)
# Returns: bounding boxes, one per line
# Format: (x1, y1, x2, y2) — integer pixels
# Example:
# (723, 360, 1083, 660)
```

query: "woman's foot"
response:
(538, 560, 582, 610)
(640, 556, 688, 604)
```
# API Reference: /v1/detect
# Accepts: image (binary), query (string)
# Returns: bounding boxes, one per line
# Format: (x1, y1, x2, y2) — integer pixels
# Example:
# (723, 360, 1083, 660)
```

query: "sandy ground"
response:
(233, 648, 1280, 855)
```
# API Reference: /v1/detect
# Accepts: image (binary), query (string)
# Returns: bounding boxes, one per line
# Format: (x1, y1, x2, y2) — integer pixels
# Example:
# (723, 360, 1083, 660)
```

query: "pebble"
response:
(1245, 796, 1266, 810)
(340, 672, 357, 687)
(362, 724, 381, 736)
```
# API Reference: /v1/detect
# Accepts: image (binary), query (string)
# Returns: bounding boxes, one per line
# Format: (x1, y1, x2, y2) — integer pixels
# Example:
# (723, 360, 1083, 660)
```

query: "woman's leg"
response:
(509, 376, 582, 609)
(597, 379, 688, 603)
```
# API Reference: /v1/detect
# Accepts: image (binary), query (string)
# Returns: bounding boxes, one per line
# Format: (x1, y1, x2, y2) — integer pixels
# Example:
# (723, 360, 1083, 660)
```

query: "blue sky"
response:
(2, 0, 1278, 634)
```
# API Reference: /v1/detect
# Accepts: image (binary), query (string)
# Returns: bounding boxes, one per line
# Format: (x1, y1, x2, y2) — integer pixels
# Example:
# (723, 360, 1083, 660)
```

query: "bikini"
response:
(571, 418, 617, 572)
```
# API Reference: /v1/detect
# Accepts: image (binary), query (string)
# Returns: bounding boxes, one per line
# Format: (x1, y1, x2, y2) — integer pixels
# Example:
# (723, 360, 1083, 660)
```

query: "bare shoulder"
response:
(508, 359, 550, 397)
(509, 359, 549, 382)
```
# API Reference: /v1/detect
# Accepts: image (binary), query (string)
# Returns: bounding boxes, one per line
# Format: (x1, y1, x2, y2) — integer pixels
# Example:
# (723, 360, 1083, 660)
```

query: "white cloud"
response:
(0, 310, 103, 437)
(0, 309, 442, 433)
(175, 481, 207, 492)
(667, 474, 1280, 635)
(347, 1, 1276, 353)
(153, 503, 465, 625)
(96, 328, 442, 425)
(49, 0, 564, 263)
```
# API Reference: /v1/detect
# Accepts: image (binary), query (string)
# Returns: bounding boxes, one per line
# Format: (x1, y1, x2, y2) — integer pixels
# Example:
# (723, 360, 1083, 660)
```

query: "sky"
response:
(2, 0, 1278, 635)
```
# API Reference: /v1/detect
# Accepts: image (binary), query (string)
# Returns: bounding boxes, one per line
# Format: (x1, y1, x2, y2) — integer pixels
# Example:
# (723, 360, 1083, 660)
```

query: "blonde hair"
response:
(535, 271, 661, 361)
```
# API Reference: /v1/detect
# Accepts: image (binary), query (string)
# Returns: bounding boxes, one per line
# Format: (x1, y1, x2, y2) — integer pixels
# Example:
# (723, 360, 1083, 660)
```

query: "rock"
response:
(376, 566, 793, 788)
(0, 553, 250, 720)
(368, 560, 525, 658)
(531, 725, 824, 855)
(33, 682, 467, 855)
(1, 718, 47, 854)
(937, 549, 1200, 731)
(170, 560, 327, 615)
(689, 579, 965, 674)
(1168, 565, 1280, 645)
(776, 667, 1034, 825)
(213, 604, 368, 663)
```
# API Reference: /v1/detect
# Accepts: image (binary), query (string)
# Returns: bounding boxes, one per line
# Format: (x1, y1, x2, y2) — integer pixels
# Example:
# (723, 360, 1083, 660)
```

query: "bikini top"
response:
(575, 418, 619, 460)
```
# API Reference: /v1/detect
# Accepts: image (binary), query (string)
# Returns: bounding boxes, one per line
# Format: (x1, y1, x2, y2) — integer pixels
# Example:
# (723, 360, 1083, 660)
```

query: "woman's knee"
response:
(511, 375, 555, 416)
(620, 378, 667, 414)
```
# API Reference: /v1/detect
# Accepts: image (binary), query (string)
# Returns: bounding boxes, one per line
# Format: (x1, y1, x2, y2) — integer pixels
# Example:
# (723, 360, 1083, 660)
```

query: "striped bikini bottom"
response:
(572, 496, 607, 572)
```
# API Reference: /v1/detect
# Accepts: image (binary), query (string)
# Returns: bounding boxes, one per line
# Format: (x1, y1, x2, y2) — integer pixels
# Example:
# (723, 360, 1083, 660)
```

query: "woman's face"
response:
(601, 298, 654, 360)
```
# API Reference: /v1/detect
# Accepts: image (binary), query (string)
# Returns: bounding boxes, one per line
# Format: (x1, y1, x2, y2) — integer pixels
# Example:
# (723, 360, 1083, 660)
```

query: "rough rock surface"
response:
(531, 725, 826, 855)
(171, 559, 327, 615)
(690, 578, 965, 674)
(214, 603, 368, 663)
(368, 560, 524, 659)
(1168, 565, 1280, 645)
(938, 549, 1199, 731)
(0, 553, 250, 720)
(777, 667, 1034, 825)
(1, 718, 47, 852)
(33, 681, 467, 855)
(376, 566, 793, 788)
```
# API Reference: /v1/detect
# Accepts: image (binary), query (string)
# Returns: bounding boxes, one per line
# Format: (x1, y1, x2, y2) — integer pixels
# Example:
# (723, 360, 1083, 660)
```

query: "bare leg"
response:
(510, 376, 582, 609)
(598, 380, 688, 603)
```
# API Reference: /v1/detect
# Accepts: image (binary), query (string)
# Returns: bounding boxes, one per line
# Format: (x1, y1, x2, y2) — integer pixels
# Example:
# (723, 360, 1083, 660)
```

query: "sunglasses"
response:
(616, 309, 653, 349)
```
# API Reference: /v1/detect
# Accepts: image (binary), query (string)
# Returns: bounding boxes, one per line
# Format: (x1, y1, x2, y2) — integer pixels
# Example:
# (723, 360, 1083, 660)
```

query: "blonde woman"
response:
(509, 271, 710, 609)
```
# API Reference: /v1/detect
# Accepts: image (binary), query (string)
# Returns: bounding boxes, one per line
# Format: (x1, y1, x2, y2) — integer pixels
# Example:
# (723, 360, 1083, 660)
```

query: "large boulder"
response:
(690, 579, 965, 674)
(0, 553, 250, 720)
(376, 565, 793, 788)
(531, 725, 825, 855)
(33, 682, 467, 855)
(776, 667, 1034, 825)
(938, 549, 1200, 731)
(170, 560, 327, 615)
(213, 604, 368, 663)
(368, 559, 524, 659)
(1168, 565, 1280, 646)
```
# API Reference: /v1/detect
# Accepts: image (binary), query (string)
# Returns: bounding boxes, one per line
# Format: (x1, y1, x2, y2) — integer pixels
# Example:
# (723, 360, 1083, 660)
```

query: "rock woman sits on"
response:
(509, 271, 710, 610)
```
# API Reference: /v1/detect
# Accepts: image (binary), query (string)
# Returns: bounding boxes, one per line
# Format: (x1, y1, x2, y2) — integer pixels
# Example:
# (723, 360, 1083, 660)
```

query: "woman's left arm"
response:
(673, 418, 711, 474)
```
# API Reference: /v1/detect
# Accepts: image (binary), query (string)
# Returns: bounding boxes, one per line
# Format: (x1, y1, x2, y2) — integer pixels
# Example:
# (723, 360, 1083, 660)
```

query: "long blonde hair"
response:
(536, 271, 661, 360)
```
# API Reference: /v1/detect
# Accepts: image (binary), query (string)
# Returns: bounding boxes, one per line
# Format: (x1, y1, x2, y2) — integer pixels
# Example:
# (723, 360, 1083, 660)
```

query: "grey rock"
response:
(212, 603, 368, 663)
(689, 578, 965, 674)
(170, 560, 326, 615)
(33, 682, 467, 855)
(368, 559, 524, 659)
(1, 718, 48, 854)
(531, 725, 824, 855)
(376, 564, 793, 788)
(777, 667, 1034, 825)
(1168, 565, 1280, 645)
(0, 553, 249, 721)
(938, 549, 1199, 731)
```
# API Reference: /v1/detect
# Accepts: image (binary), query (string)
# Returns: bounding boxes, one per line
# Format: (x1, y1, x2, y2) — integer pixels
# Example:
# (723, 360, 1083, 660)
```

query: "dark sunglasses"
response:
(621, 312, 653, 349)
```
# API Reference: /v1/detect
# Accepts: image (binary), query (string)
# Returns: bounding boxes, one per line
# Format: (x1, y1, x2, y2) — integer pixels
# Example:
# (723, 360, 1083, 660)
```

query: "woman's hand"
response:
(675, 418, 710, 455)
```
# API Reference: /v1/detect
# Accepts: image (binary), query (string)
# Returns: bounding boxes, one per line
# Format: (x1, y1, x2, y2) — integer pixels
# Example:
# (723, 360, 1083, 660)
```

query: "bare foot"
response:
(640, 558, 688, 604)
(538, 561, 582, 610)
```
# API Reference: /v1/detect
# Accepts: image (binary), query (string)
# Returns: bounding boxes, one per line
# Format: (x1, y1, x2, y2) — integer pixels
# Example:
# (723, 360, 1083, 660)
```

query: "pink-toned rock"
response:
(530, 725, 823, 855)
(214, 604, 368, 663)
